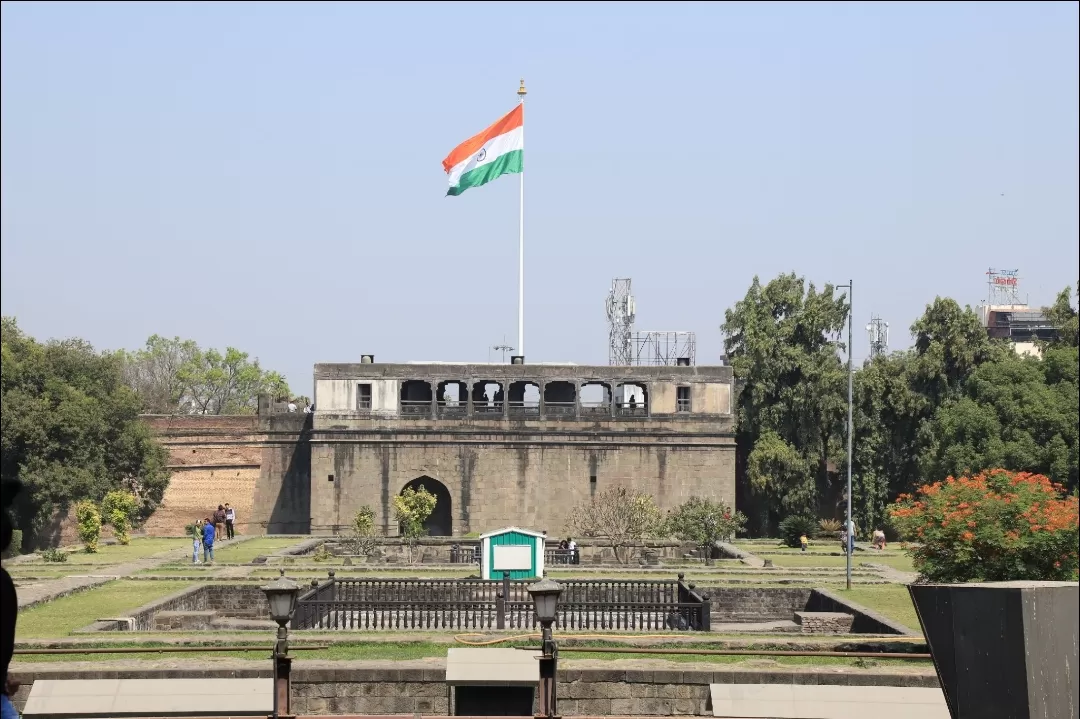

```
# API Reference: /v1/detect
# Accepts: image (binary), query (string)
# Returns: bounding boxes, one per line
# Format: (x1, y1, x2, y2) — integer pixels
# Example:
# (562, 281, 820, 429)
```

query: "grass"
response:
(764, 554, 915, 572)
(17, 580, 194, 638)
(833, 584, 921, 632)
(200, 537, 306, 564)
(12, 639, 930, 667)
(30, 538, 183, 566)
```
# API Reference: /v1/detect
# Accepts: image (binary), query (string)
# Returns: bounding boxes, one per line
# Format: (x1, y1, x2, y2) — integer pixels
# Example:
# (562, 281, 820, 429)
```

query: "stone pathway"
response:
(15, 536, 251, 609)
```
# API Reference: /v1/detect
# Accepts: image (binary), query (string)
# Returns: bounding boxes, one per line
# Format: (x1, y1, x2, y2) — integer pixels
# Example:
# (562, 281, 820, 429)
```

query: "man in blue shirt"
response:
(201, 517, 216, 564)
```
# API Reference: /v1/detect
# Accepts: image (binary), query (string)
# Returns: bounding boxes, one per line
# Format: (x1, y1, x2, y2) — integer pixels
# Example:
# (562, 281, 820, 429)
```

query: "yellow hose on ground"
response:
(454, 633, 696, 645)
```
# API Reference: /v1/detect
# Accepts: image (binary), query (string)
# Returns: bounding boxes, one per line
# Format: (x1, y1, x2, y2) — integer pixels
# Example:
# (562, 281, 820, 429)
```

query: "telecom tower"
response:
(606, 278, 636, 365)
(866, 316, 889, 359)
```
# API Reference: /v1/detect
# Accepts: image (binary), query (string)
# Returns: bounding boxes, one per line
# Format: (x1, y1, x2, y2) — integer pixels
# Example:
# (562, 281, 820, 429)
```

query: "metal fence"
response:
(291, 573, 710, 632)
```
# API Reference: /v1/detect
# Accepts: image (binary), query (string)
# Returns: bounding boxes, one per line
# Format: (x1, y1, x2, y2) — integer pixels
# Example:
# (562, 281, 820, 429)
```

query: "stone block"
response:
(910, 581, 1079, 719)
(794, 610, 855, 634)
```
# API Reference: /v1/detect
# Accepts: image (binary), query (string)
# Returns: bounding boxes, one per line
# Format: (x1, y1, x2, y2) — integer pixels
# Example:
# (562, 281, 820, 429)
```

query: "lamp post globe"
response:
(261, 571, 301, 628)
(527, 578, 563, 625)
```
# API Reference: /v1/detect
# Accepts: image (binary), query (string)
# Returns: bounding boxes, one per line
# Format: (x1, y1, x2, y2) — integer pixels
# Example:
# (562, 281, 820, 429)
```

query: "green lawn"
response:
(17, 580, 193, 638)
(182, 537, 304, 565)
(834, 585, 921, 632)
(39, 538, 183, 565)
(12, 639, 930, 667)
(766, 553, 915, 572)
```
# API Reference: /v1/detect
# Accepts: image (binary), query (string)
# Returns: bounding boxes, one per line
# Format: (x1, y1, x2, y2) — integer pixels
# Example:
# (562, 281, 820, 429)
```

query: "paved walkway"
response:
(15, 536, 251, 609)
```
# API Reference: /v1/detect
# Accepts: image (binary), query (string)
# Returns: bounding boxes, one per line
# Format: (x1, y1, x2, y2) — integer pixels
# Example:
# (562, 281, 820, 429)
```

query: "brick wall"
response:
(84, 584, 270, 632)
(9, 664, 941, 716)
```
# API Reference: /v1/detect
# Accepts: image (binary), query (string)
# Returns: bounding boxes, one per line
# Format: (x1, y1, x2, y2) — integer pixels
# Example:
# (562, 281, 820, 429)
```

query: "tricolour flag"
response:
(442, 105, 523, 197)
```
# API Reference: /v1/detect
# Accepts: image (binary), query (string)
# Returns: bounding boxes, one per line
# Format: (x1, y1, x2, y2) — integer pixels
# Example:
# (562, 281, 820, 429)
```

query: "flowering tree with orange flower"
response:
(889, 470, 1079, 583)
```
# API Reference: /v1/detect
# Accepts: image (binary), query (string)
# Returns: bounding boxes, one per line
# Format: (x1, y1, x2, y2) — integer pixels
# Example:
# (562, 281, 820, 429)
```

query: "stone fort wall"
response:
(132, 411, 735, 539)
(138, 414, 311, 536)
(309, 418, 736, 537)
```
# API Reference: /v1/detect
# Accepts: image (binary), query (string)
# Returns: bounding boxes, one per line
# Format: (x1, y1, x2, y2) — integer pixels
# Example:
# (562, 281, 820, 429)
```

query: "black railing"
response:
(580, 403, 610, 417)
(437, 402, 467, 418)
(508, 401, 540, 418)
(545, 548, 580, 565)
(399, 400, 431, 416)
(291, 573, 709, 631)
(544, 402, 576, 418)
(449, 545, 480, 564)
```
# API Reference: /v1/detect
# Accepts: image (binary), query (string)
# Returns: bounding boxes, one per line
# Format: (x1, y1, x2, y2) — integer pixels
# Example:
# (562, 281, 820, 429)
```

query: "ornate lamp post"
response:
(262, 570, 301, 719)
(527, 578, 563, 719)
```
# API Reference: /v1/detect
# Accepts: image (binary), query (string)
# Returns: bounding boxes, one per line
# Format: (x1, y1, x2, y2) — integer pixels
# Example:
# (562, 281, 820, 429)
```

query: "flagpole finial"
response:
(517, 78, 527, 98)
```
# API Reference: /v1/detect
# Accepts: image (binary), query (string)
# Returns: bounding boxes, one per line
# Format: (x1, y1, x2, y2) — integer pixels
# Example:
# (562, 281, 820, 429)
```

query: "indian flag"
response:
(442, 105, 523, 197)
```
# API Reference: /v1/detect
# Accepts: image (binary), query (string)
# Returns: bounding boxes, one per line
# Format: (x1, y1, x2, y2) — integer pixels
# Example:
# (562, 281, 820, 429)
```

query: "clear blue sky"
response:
(3, 2, 1077, 395)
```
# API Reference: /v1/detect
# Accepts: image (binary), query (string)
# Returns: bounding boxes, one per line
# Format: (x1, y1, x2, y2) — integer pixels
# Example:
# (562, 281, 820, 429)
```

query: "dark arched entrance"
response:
(400, 476, 453, 536)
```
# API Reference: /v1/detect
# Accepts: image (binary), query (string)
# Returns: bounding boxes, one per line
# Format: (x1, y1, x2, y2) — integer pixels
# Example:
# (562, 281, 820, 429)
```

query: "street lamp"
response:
(262, 570, 301, 719)
(836, 280, 854, 591)
(528, 578, 563, 718)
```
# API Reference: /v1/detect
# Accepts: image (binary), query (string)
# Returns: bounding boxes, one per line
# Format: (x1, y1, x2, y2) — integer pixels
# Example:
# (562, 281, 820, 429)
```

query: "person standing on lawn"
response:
(224, 503, 236, 540)
(191, 519, 203, 564)
(201, 516, 216, 564)
(213, 505, 226, 539)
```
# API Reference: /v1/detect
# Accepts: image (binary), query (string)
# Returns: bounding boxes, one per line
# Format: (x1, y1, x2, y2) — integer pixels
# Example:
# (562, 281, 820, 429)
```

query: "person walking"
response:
(224, 503, 236, 540)
(191, 519, 203, 564)
(201, 517, 216, 564)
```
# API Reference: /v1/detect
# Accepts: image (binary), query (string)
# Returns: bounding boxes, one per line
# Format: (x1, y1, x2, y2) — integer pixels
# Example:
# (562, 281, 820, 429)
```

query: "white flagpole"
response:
(517, 79, 527, 358)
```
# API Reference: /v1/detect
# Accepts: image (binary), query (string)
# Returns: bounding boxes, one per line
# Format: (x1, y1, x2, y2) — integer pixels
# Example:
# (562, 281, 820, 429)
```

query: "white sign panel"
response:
(492, 544, 532, 571)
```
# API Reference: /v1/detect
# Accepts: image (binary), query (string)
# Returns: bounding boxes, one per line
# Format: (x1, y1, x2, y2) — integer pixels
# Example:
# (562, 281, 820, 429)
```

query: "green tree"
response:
(921, 346, 1079, 492)
(393, 485, 437, 562)
(101, 490, 139, 545)
(177, 346, 290, 415)
(565, 487, 663, 564)
(722, 273, 849, 533)
(664, 497, 746, 562)
(1043, 282, 1079, 348)
(1, 318, 171, 545)
(120, 335, 200, 414)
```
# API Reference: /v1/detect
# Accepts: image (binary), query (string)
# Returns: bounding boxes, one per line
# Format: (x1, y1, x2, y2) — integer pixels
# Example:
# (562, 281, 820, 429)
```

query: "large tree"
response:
(1, 318, 170, 547)
(1043, 282, 1079, 348)
(123, 336, 291, 415)
(722, 273, 849, 533)
(921, 346, 1079, 492)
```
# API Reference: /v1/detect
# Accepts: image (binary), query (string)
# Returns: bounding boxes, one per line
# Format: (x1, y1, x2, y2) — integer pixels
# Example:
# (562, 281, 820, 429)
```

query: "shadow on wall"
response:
(262, 413, 312, 534)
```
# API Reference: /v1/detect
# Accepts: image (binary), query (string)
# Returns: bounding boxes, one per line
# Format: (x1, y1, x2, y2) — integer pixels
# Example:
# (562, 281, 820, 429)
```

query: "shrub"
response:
(565, 488, 663, 564)
(41, 547, 68, 563)
(101, 490, 139, 545)
(311, 544, 333, 563)
(2, 529, 22, 559)
(889, 470, 1079, 583)
(818, 518, 842, 534)
(393, 485, 437, 563)
(778, 515, 817, 548)
(74, 500, 101, 553)
(665, 497, 747, 561)
(349, 506, 378, 556)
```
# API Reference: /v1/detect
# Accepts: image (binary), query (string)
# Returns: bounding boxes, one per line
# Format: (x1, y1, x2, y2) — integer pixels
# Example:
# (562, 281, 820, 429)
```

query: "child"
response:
(799, 534, 808, 552)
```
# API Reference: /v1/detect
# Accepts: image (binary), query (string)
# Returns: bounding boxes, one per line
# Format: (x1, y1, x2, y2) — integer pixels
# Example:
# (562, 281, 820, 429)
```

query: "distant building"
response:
(977, 305, 1059, 358)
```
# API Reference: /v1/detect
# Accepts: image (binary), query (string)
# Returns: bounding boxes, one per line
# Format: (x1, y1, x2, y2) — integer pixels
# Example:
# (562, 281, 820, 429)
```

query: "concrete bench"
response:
(22, 678, 272, 718)
(709, 684, 949, 718)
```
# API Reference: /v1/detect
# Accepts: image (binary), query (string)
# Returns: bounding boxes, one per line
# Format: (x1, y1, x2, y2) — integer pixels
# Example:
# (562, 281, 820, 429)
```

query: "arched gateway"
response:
(400, 476, 453, 536)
